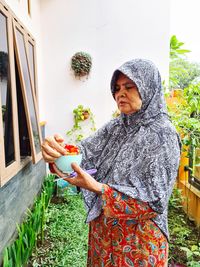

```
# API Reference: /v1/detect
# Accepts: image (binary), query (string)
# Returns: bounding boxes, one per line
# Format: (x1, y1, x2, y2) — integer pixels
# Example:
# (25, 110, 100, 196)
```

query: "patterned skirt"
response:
(87, 186, 168, 267)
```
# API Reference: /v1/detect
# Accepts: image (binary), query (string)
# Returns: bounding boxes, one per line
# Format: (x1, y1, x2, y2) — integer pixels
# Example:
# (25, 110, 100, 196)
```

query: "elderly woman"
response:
(42, 59, 181, 267)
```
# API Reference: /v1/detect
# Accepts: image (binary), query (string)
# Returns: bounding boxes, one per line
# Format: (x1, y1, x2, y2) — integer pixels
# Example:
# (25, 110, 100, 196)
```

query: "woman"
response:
(42, 59, 181, 266)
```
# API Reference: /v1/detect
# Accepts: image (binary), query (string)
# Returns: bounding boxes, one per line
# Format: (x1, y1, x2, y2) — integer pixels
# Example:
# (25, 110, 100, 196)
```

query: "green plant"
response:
(169, 59, 200, 89)
(168, 187, 184, 209)
(29, 191, 88, 266)
(170, 35, 191, 60)
(3, 174, 55, 267)
(168, 83, 200, 151)
(168, 35, 200, 91)
(66, 105, 96, 142)
(71, 52, 92, 77)
(168, 188, 200, 265)
(168, 36, 200, 173)
(180, 244, 200, 266)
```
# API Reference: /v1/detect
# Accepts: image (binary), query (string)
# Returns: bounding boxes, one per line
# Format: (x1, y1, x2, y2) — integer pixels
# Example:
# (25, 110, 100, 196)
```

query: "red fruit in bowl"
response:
(64, 144, 79, 155)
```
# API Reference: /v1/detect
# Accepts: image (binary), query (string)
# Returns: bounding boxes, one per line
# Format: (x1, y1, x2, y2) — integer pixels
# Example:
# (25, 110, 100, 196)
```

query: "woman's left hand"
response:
(52, 163, 103, 194)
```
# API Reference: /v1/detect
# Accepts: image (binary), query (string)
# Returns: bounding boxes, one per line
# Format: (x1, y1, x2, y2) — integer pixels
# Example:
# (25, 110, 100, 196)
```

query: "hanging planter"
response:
(73, 105, 93, 125)
(66, 105, 96, 142)
(71, 52, 92, 78)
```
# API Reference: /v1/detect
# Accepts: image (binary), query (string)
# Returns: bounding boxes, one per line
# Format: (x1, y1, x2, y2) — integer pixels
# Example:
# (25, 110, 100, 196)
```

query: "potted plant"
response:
(66, 105, 96, 142)
(73, 105, 92, 126)
(71, 52, 92, 78)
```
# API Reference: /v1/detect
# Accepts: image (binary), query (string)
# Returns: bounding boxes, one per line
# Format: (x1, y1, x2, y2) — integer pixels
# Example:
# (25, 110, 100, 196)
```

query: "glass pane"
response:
(16, 28, 41, 154)
(15, 54, 31, 159)
(28, 41, 35, 93)
(0, 12, 15, 166)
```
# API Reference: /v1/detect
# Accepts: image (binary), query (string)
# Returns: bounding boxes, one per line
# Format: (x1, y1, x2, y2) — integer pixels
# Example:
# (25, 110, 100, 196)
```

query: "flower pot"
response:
(83, 111, 90, 120)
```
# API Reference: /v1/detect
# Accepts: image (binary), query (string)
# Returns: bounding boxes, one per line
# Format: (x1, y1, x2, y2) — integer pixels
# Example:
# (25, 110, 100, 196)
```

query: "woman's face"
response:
(114, 73, 142, 114)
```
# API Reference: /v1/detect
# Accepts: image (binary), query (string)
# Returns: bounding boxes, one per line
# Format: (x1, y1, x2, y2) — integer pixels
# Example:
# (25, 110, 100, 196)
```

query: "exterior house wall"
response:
(0, 0, 46, 262)
(0, 158, 46, 261)
(40, 0, 171, 139)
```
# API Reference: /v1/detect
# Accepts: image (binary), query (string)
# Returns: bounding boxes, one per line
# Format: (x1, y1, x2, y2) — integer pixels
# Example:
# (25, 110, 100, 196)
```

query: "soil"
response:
(168, 204, 200, 266)
(50, 195, 68, 204)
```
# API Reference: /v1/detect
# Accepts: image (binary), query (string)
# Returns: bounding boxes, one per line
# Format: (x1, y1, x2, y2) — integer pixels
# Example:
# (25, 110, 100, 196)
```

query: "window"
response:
(0, 11, 15, 167)
(0, 2, 42, 186)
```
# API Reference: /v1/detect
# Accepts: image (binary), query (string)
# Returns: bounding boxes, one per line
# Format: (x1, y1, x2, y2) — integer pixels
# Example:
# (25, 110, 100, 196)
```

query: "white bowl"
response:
(55, 154, 82, 174)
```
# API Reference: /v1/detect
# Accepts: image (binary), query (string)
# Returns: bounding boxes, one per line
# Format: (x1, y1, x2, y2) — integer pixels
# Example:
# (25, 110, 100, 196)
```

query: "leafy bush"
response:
(3, 174, 55, 267)
(168, 83, 200, 151)
(169, 59, 200, 89)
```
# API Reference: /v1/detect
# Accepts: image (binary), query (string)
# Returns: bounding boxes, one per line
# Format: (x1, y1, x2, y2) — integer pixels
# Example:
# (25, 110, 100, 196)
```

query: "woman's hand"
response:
(52, 163, 103, 194)
(41, 134, 67, 163)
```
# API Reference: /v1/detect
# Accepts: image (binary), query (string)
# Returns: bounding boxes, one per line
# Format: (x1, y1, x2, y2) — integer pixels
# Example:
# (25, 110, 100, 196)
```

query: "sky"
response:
(170, 0, 200, 63)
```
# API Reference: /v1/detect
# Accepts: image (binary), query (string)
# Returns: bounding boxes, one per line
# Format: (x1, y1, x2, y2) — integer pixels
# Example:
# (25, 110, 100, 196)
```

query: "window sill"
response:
(20, 156, 32, 167)
(40, 121, 46, 127)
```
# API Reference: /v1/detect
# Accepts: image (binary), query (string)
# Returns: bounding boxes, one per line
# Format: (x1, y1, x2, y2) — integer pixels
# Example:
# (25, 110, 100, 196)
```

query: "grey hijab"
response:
(79, 59, 181, 239)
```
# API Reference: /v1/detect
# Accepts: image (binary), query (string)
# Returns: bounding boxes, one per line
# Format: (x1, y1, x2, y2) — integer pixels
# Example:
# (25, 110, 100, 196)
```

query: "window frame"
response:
(13, 19, 42, 164)
(0, 1, 42, 186)
(0, 3, 21, 186)
(27, 0, 31, 17)
(27, 35, 38, 100)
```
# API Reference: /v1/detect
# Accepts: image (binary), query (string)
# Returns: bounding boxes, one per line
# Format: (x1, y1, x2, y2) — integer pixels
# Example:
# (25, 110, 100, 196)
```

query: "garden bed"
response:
(168, 189, 200, 266)
(28, 188, 200, 267)
(28, 190, 88, 267)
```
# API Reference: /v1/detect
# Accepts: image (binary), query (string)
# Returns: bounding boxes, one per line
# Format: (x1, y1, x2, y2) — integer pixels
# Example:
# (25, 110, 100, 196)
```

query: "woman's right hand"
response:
(41, 134, 67, 163)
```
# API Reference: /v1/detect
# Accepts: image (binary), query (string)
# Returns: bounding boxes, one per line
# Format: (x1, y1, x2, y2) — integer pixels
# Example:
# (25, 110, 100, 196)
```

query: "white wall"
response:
(40, 0, 170, 139)
(4, 0, 170, 140)
(170, 0, 200, 63)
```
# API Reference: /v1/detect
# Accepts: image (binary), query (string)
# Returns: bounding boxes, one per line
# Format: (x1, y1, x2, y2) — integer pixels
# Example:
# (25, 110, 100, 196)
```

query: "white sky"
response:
(170, 0, 200, 63)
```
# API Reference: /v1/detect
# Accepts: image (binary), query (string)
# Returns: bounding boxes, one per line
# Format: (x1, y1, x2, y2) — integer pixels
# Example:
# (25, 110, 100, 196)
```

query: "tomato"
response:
(64, 144, 79, 154)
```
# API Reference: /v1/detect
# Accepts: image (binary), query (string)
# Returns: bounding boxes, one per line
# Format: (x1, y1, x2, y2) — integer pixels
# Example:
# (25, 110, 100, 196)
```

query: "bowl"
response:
(55, 154, 82, 174)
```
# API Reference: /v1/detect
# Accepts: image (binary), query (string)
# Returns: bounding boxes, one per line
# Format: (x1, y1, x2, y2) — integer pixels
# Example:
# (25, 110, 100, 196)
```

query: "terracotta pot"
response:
(83, 111, 90, 120)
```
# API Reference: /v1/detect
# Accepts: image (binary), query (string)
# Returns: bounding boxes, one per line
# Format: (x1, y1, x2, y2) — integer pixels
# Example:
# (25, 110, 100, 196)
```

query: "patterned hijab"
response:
(110, 59, 168, 131)
(79, 59, 181, 239)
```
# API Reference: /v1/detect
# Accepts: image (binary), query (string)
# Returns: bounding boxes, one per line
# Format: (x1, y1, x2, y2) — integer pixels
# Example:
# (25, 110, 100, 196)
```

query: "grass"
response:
(28, 188, 88, 267)
(28, 187, 200, 267)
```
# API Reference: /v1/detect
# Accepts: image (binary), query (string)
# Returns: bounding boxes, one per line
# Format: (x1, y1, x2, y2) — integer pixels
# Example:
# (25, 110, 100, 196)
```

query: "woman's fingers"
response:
(42, 136, 66, 155)
(41, 134, 67, 163)
(71, 162, 84, 176)
(52, 163, 66, 178)
(54, 134, 65, 143)
(41, 142, 62, 158)
(41, 149, 58, 163)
